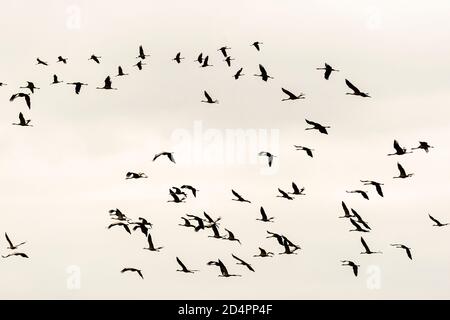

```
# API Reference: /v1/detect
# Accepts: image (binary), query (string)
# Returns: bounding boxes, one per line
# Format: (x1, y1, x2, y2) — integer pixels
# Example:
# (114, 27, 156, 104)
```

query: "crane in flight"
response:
(10, 93, 31, 109)
(176, 257, 198, 273)
(181, 185, 198, 197)
(2, 252, 29, 259)
(316, 63, 339, 80)
(351, 209, 371, 230)
(294, 145, 314, 157)
(360, 180, 384, 197)
(20, 81, 39, 94)
(231, 190, 251, 203)
(153, 152, 176, 163)
(5, 233, 26, 250)
(88, 54, 101, 64)
(121, 268, 143, 279)
(51, 74, 63, 85)
(428, 214, 448, 227)
(116, 66, 128, 77)
(218, 46, 231, 57)
(388, 140, 412, 156)
(289, 182, 305, 196)
(36, 58, 48, 66)
(194, 53, 203, 64)
(12, 112, 32, 127)
(232, 254, 255, 272)
(201, 56, 213, 67)
(346, 190, 369, 200)
(391, 244, 412, 260)
(257, 206, 274, 222)
(254, 64, 273, 81)
(258, 151, 276, 167)
(341, 260, 359, 277)
(173, 52, 184, 64)
(349, 218, 370, 233)
(107, 222, 131, 234)
(281, 88, 305, 101)
(224, 56, 235, 67)
(412, 141, 434, 153)
(137, 45, 150, 59)
(223, 229, 241, 244)
(57, 56, 68, 64)
(393, 163, 413, 179)
(96, 76, 117, 90)
(251, 41, 263, 51)
(345, 79, 370, 97)
(143, 232, 163, 252)
(201, 91, 218, 104)
(277, 188, 294, 200)
(134, 60, 146, 70)
(360, 237, 382, 254)
(305, 119, 330, 135)
(125, 172, 148, 179)
(207, 259, 241, 277)
(339, 201, 352, 218)
(253, 247, 274, 258)
(67, 82, 88, 94)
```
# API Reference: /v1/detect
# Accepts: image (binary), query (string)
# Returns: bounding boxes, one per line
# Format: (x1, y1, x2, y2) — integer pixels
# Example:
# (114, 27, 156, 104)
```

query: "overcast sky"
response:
(0, 0, 449, 299)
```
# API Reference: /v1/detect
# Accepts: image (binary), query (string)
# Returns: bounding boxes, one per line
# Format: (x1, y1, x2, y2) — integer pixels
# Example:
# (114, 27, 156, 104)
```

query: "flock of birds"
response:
(2, 40, 448, 281)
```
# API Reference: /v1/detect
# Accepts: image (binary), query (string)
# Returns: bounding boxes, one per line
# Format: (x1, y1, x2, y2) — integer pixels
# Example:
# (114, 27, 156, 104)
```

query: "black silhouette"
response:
(391, 244, 412, 260)
(254, 64, 273, 81)
(176, 257, 197, 273)
(207, 259, 241, 277)
(253, 247, 274, 258)
(153, 152, 175, 163)
(294, 145, 314, 157)
(281, 88, 305, 101)
(173, 52, 184, 64)
(89, 54, 101, 64)
(345, 79, 370, 97)
(5, 233, 26, 250)
(251, 41, 263, 51)
(412, 141, 434, 153)
(107, 222, 131, 234)
(289, 182, 305, 196)
(305, 119, 330, 134)
(316, 63, 339, 80)
(51, 74, 63, 84)
(137, 45, 150, 60)
(12, 112, 32, 127)
(10, 93, 31, 109)
(232, 254, 255, 272)
(277, 188, 294, 200)
(361, 180, 384, 197)
(143, 232, 163, 252)
(126, 172, 148, 179)
(67, 82, 88, 94)
(346, 190, 369, 200)
(233, 68, 244, 79)
(116, 66, 128, 77)
(201, 91, 218, 104)
(341, 260, 359, 277)
(393, 163, 413, 179)
(428, 214, 448, 227)
(257, 206, 274, 222)
(218, 46, 231, 57)
(360, 237, 382, 254)
(388, 140, 411, 156)
(258, 151, 276, 167)
(121, 268, 143, 279)
(231, 190, 251, 203)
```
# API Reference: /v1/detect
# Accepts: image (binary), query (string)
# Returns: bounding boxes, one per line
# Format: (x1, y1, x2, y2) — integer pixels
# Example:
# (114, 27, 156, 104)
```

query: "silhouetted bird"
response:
(281, 88, 305, 101)
(195, 53, 203, 64)
(57, 56, 67, 64)
(277, 188, 294, 200)
(393, 163, 413, 179)
(341, 260, 359, 277)
(391, 244, 412, 260)
(279, 237, 300, 255)
(294, 145, 314, 157)
(223, 229, 241, 244)
(201, 91, 218, 104)
(137, 45, 150, 60)
(231, 190, 251, 203)
(126, 172, 147, 179)
(12, 112, 32, 127)
(254, 247, 274, 258)
(89, 54, 101, 64)
(218, 46, 231, 57)
(224, 56, 235, 67)
(349, 218, 370, 233)
(254, 64, 273, 81)
(428, 214, 448, 227)
(345, 79, 370, 97)
(251, 41, 263, 51)
(346, 190, 369, 200)
(143, 232, 163, 252)
(258, 151, 276, 167)
(207, 259, 241, 277)
(305, 119, 330, 134)
(20, 81, 39, 94)
(153, 152, 175, 163)
(412, 141, 434, 153)
(351, 209, 371, 230)
(10, 93, 31, 109)
(266, 231, 284, 246)
(0, 82, 7, 87)
(168, 189, 185, 203)
(360, 180, 384, 197)
(176, 257, 198, 273)
(289, 182, 305, 196)
(97, 76, 117, 90)
(388, 140, 411, 156)
(51, 74, 63, 84)
(179, 217, 195, 228)
(233, 68, 244, 79)
(208, 223, 223, 239)
(67, 82, 88, 94)
(109, 208, 129, 221)
(134, 60, 146, 70)
(316, 63, 339, 80)
(5, 233, 26, 250)
(116, 66, 128, 77)
(121, 268, 143, 279)
(340, 201, 352, 218)
(181, 185, 198, 197)
(187, 214, 205, 232)
(232, 254, 254, 272)
(2, 252, 29, 259)
(360, 237, 382, 254)
(36, 58, 48, 66)
(173, 52, 184, 63)
(257, 206, 274, 222)
(201, 56, 212, 67)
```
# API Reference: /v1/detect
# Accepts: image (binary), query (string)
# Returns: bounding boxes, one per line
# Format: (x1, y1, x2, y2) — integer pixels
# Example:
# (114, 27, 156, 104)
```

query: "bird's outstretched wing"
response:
(5, 233, 13, 248)
(360, 237, 370, 252)
(428, 214, 441, 225)
(341, 201, 350, 217)
(375, 184, 384, 197)
(345, 79, 360, 94)
(282, 88, 297, 99)
(176, 257, 188, 271)
(292, 182, 300, 194)
(397, 163, 407, 176)
(260, 207, 268, 220)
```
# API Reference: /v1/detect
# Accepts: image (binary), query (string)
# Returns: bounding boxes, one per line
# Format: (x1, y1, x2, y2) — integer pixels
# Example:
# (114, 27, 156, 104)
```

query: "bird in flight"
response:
(341, 260, 359, 277)
(109, 208, 129, 222)
(277, 188, 294, 200)
(57, 56, 68, 64)
(231, 254, 255, 272)
(289, 182, 305, 196)
(360, 237, 382, 254)
(428, 214, 448, 227)
(305, 119, 330, 135)
(201, 91, 218, 104)
(391, 244, 413, 260)
(201, 56, 213, 67)
(176, 257, 198, 273)
(20, 81, 40, 94)
(266, 231, 284, 246)
(360, 180, 384, 197)
(279, 237, 300, 255)
(116, 66, 128, 77)
(345, 79, 370, 97)
(67, 82, 88, 94)
(393, 162, 413, 179)
(231, 190, 251, 203)
(254, 64, 273, 81)
(121, 268, 143, 279)
(207, 259, 241, 277)
(181, 185, 198, 197)
(224, 56, 235, 67)
(316, 63, 339, 80)
(12, 112, 32, 127)
(194, 53, 203, 64)
(168, 189, 185, 203)
(2, 252, 29, 259)
(351, 209, 371, 230)
(346, 190, 369, 200)
(143, 232, 163, 252)
(130, 218, 153, 236)
(253, 247, 274, 258)
(294, 145, 314, 158)
(36, 58, 48, 66)
(349, 218, 370, 233)
(51, 74, 63, 85)
(153, 152, 175, 163)
(258, 151, 276, 167)
(178, 217, 195, 229)
(5, 233, 26, 250)
(96, 76, 117, 90)
(218, 46, 231, 57)
(251, 41, 263, 51)
(257, 206, 274, 222)
(134, 60, 146, 70)
(340, 201, 352, 218)
(107, 222, 131, 234)
(0, 82, 7, 87)
(137, 45, 150, 60)
(173, 52, 184, 64)
(187, 214, 206, 232)
(388, 140, 412, 156)
(125, 172, 148, 179)
(223, 229, 241, 244)
(88, 54, 101, 64)
(10, 93, 31, 109)
(281, 88, 305, 101)
(233, 68, 244, 80)
(411, 141, 434, 153)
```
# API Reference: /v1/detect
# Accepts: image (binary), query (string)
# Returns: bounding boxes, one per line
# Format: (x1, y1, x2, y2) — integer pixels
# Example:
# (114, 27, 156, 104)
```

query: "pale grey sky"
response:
(0, 0, 449, 299)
